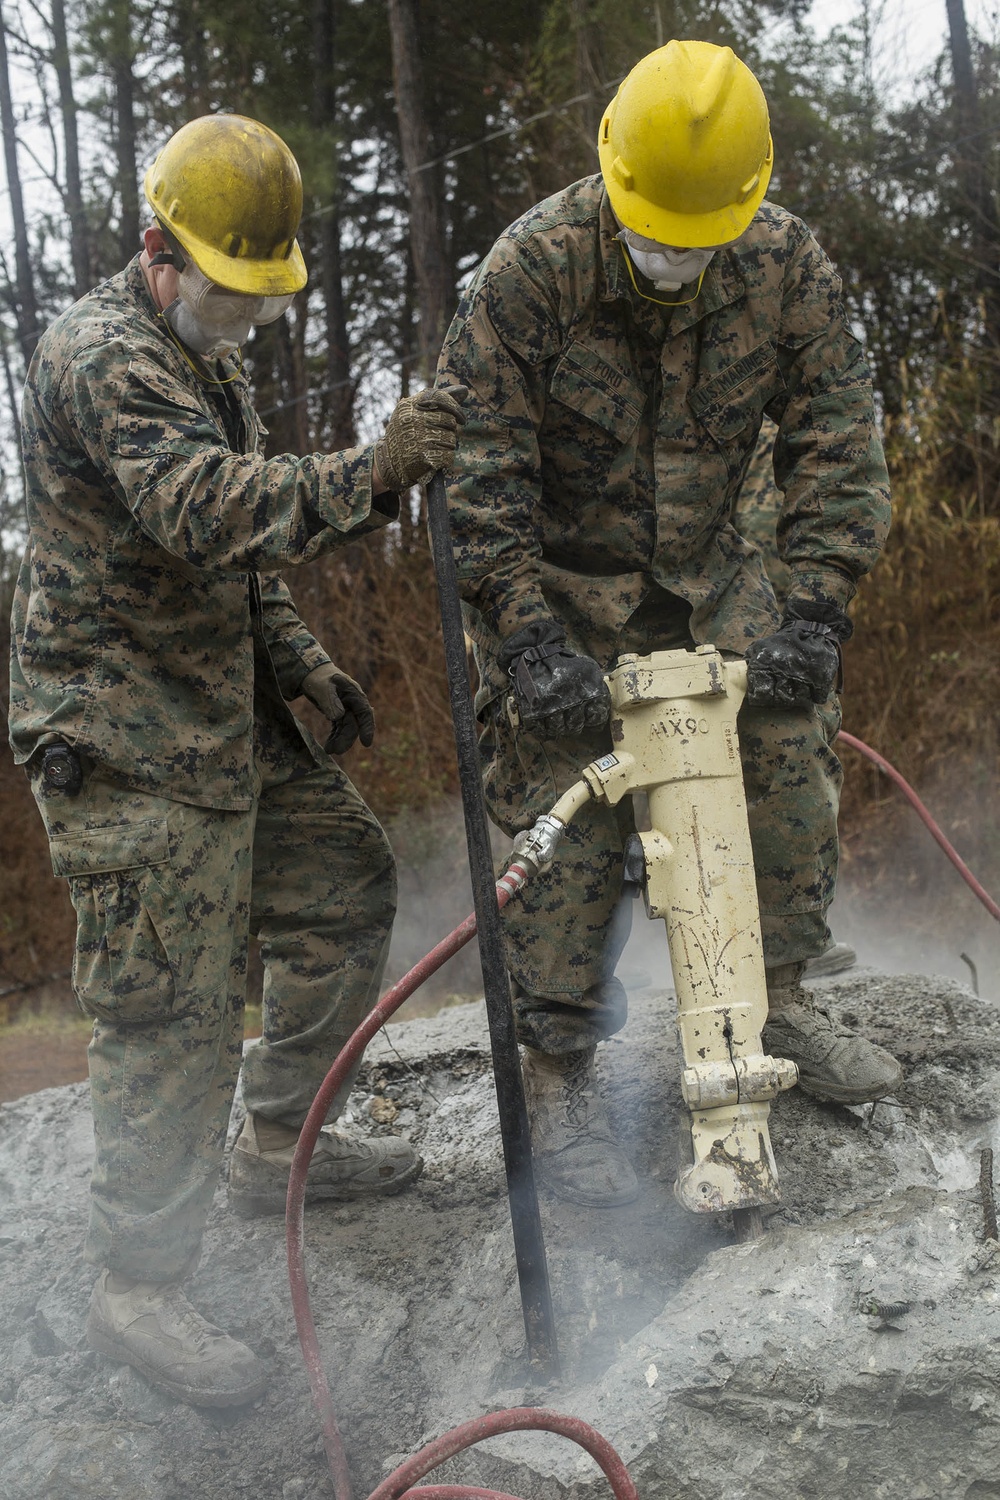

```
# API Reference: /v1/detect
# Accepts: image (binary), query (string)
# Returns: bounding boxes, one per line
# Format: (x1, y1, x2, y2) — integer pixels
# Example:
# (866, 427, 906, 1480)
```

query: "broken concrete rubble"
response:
(1, 971, 998, 1499)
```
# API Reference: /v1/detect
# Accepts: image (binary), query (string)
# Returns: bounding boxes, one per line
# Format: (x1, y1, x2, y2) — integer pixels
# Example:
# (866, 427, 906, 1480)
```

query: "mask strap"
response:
(149, 222, 188, 272)
(618, 243, 707, 307)
(157, 308, 245, 386)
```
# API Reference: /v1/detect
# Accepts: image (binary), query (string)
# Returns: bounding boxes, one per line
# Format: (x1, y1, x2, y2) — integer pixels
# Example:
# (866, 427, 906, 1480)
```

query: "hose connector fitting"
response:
(511, 813, 568, 875)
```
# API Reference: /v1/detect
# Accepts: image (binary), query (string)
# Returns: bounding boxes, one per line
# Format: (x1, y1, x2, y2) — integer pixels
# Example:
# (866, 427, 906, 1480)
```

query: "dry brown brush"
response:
(4, 427, 1000, 1013)
(836, 372, 1000, 957)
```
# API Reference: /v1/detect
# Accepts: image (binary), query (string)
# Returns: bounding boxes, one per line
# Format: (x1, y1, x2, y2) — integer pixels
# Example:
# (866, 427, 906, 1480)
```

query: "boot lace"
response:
(561, 1051, 597, 1128)
(159, 1284, 228, 1347)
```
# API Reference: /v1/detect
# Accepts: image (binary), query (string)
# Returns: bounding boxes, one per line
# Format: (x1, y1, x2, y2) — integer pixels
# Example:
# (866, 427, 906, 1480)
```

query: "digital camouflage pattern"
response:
(10, 257, 397, 809)
(438, 176, 884, 1035)
(11, 259, 400, 1279)
(733, 416, 843, 749)
(31, 744, 395, 1280)
(733, 417, 790, 604)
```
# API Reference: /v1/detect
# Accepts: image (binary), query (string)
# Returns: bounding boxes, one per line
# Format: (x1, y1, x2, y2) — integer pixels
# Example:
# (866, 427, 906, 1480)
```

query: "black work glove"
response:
(301, 663, 375, 754)
(374, 384, 467, 490)
(499, 621, 611, 738)
(744, 598, 853, 710)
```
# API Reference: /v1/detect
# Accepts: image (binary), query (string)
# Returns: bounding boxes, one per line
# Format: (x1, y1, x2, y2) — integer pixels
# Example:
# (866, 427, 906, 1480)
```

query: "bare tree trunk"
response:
(173, 0, 208, 114)
(314, 0, 355, 448)
(277, 312, 311, 456)
(387, 0, 449, 385)
(0, 315, 24, 475)
(946, 0, 1000, 345)
(51, 0, 90, 296)
(0, 6, 41, 361)
(108, 0, 140, 262)
(321, 207, 356, 447)
(571, 0, 602, 164)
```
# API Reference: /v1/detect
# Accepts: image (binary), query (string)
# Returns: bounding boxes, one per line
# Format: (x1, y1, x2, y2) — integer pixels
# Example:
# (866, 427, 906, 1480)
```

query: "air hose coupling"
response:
(510, 814, 569, 876)
(509, 777, 593, 876)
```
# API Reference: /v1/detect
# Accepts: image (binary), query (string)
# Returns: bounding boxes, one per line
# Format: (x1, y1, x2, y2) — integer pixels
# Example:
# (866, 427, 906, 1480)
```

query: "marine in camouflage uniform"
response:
(438, 175, 883, 999)
(8, 114, 463, 1406)
(437, 80, 900, 1202)
(9, 256, 423, 1270)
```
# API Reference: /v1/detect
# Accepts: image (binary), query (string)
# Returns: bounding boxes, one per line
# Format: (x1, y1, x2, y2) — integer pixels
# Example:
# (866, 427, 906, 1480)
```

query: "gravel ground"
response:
(2, 972, 999, 1500)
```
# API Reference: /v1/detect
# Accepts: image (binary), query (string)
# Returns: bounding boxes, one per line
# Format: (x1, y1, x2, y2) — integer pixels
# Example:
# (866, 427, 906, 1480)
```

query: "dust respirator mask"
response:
(164, 262, 294, 358)
(616, 231, 718, 291)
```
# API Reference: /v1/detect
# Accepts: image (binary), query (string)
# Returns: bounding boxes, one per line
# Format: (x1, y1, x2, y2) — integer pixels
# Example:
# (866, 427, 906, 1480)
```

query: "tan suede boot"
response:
(228, 1113, 422, 1217)
(763, 963, 902, 1103)
(521, 1046, 639, 1207)
(87, 1271, 267, 1407)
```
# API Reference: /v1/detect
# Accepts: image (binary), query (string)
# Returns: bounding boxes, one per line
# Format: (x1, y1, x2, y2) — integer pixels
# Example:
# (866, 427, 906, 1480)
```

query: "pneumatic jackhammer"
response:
(512, 644, 799, 1238)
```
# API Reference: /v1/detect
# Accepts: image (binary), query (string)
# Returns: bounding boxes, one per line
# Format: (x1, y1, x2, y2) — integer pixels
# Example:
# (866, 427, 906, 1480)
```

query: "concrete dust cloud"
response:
(344, 771, 1000, 1017)
(381, 798, 492, 1005)
(833, 758, 1000, 1003)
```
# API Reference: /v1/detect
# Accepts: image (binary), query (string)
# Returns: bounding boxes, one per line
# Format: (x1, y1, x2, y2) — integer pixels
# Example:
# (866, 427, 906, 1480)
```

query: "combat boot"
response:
(228, 1112, 423, 1217)
(521, 1046, 639, 1208)
(87, 1271, 267, 1407)
(762, 962, 902, 1104)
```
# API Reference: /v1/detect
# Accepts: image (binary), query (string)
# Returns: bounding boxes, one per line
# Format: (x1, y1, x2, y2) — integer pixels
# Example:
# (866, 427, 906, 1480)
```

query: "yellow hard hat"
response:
(144, 114, 307, 296)
(598, 40, 773, 247)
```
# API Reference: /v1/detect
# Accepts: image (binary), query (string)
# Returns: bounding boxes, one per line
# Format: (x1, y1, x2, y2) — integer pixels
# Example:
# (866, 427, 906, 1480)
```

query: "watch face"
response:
(41, 747, 83, 795)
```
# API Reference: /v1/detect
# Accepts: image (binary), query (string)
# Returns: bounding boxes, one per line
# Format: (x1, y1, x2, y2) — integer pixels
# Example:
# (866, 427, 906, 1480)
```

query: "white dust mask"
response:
(165, 262, 294, 358)
(619, 238, 717, 291)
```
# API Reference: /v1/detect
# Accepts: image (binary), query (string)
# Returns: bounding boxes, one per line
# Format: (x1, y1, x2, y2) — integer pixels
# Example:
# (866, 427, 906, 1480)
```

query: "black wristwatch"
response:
(40, 743, 84, 796)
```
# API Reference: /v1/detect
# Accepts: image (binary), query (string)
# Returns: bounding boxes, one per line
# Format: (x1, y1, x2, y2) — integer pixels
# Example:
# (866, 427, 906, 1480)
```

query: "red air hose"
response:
(365, 1409, 639, 1500)
(836, 731, 1000, 923)
(285, 903, 483, 1500)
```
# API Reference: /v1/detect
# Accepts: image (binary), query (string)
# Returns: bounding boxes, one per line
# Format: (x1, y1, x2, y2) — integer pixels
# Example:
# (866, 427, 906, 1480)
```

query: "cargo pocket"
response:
(482, 705, 611, 837)
(49, 819, 194, 1025)
(545, 343, 648, 516)
(482, 708, 560, 835)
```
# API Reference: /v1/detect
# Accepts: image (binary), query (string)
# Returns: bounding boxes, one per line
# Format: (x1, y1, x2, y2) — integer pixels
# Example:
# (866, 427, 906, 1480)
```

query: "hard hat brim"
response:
(156, 218, 308, 296)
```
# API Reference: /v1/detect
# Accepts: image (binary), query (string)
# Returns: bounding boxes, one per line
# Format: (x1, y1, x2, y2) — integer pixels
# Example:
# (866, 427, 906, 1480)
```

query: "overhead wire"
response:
(405, 75, 625, 176)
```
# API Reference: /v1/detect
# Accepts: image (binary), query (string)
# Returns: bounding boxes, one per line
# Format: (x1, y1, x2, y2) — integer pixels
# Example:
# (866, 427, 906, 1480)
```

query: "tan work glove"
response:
(374, 383, 467, 490)
(300, 663, 375, 755)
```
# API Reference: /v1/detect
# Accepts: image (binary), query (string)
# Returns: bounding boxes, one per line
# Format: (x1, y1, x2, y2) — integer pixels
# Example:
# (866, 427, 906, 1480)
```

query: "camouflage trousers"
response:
(29, 734, 395, 1282)
(481, 685, 842, 1054)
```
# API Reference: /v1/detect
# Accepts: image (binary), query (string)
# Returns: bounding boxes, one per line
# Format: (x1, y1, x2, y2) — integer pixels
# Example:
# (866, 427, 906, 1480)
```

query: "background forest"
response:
(0, 0, 998, 1025)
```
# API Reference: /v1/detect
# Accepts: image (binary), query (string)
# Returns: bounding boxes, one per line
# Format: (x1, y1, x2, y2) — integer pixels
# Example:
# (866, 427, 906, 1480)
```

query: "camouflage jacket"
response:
(437, 175, 890, 708)
(9, 257, 396, 809)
